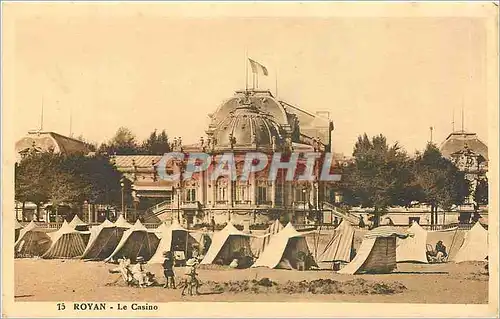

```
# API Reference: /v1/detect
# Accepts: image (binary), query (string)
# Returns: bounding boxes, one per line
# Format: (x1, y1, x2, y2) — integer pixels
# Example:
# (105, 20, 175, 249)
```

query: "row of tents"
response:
(14, 216, 488, 274)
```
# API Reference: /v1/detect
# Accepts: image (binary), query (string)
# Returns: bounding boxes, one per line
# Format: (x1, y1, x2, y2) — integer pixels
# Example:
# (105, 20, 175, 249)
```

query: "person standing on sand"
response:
(358, 215, 366, 228)
(162, 251, 176, 289)
(211, 216, 216, 233)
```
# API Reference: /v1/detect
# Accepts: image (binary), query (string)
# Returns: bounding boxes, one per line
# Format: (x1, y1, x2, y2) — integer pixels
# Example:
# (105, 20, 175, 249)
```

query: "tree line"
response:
(15, 129, 488, 224)
(96, 127, 171, 155)
(339, 134, 487, 226)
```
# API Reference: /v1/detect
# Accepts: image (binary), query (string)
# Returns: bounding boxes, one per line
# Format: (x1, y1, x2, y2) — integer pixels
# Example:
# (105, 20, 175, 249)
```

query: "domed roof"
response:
(212, 98, 284, 150)
(210, 90, 289, 127)
(440, 131, 488, 160)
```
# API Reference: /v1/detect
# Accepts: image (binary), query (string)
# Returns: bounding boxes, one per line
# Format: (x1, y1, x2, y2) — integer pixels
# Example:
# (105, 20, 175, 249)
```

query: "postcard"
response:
(2, 2, 498, 318)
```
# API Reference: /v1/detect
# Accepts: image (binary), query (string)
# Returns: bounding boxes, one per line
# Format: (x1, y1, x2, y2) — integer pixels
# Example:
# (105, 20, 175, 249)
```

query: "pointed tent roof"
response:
(48, 220, 79, 240)
(16, 220, 39, 244)
(104, 219, 158, 262)
(454, 222, 488, 263)
(114, 215, 132, 228)
(100, 219, 115, 228)
(149, 221, 194, 264)
(318, 220, 355, 263)
(200, 222, 254, 265)
(259, 220, 285, 256)
(81, 219, 123, 260)
(69, 215, 88, 228)
(252, 223, 315, 269)
(42, 220, 87, 258)
(15, 219, 24, 230)
(396, 222, 428, 263)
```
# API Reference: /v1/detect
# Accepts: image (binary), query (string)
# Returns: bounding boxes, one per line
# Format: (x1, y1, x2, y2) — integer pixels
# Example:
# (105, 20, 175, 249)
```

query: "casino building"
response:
(114, 89, 358, 227)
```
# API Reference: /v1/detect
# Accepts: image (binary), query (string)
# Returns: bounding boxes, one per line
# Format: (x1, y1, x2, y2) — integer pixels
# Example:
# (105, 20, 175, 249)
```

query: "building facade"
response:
(440, 130, 488, 205)
(115, 89, 356, 227)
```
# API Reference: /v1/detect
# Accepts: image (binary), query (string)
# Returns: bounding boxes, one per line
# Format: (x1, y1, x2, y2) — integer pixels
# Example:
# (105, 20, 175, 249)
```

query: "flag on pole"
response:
(248, 58, 269, 76)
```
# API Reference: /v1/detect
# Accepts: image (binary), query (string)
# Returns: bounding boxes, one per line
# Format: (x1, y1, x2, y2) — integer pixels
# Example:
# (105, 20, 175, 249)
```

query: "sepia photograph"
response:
(2, 1, 498, 318)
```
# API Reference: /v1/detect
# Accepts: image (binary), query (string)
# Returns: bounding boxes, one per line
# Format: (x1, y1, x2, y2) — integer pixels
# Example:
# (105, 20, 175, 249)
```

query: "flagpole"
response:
(245, 49, 249, 91)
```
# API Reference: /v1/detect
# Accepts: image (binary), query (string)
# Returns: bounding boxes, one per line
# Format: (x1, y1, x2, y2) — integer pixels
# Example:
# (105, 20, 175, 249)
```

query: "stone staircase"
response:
(142, 200, 173, 223)
(321, 202, 360, 225)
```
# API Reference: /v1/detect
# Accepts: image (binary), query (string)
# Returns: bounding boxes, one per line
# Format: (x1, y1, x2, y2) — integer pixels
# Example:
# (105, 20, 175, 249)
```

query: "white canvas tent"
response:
(200, 222, 255, 266)
(252, 223, 317, 270)
(426, 227, 465, 261)
(42, 221, 88, 258)
(81, 218, 129, 260)
(114, 215, 133, 228)
(454, 222, 488, 263)
(149, 221, 199, 264)
(396, 222, 428, 263)
(317, 220, 355, 264)
(15, 221, 53, 258)
(339, 226, 409, 274)
(105, 220, 160, 263)
(256, 219, 284, 257)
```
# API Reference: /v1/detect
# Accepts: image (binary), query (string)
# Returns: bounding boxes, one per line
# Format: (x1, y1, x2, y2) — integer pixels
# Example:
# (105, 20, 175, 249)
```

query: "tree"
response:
(15, 151, 125, 221)
(75, 134, 98, 152)
(47, 170, 83, 221)
(99, 127, 140, 155)
(412, 143, 470, 224)
(474, 177, 488, 206)
(15, 152, 55, 220)
(141, 129, 170, 155)
(341, 134, 412, 227)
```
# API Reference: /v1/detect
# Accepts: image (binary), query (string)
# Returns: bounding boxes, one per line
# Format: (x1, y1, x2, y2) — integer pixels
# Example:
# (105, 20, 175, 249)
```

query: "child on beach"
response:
(162, 251, 176, 289)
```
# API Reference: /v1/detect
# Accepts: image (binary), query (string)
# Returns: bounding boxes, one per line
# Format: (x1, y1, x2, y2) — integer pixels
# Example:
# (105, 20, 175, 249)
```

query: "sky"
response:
(5, 3, 492, 156)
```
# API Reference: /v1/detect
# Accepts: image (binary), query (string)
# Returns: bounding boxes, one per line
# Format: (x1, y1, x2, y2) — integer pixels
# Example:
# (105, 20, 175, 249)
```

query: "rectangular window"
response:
(275, 184, 283, 205)
(257, 186, 267, 204)
(186, 189, 196, 202)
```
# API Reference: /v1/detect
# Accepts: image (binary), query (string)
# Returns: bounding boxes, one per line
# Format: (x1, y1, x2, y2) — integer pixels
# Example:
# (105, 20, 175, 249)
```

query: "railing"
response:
(234, 200, 252, 205)
(256, 201, 273, 206)
(143, 200, 173, 217)
(321, 202, 360, 225)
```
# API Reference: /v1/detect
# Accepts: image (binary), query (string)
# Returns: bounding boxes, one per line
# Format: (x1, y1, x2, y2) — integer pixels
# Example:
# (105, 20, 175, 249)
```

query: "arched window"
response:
(236, 178, 249, 204)
(216, 177, 228, 203)
(256, 179, 270, 205)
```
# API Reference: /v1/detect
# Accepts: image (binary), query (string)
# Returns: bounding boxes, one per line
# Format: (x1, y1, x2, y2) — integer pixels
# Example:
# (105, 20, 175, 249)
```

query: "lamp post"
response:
(177, 187, 181, 223)
(120, 181, 125, 218)
(302, 188, 307, 223)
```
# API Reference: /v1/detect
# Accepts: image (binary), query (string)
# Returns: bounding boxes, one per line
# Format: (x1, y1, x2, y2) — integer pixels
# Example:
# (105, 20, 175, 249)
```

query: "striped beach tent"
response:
(252, 223, 317, 270)
(256, 220, 284, 257)
(42, 221, 87, 259)
(15, 221, 53, 258)
(339, 226, 409, 274)
(15, 219, 24, 242)
(82, 218, 130, 260)
(105, 220, 160, 263)
(318, 220, 355, 264)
